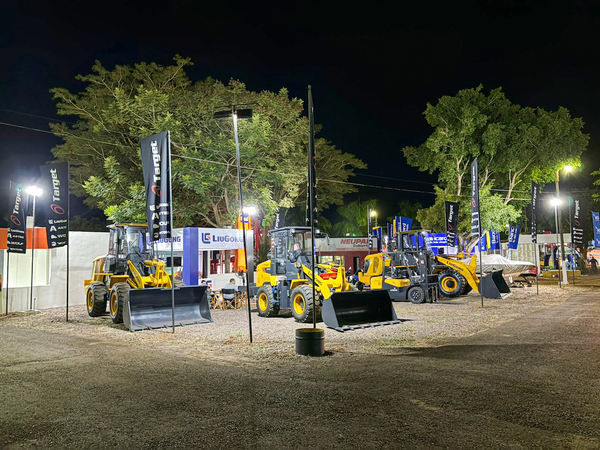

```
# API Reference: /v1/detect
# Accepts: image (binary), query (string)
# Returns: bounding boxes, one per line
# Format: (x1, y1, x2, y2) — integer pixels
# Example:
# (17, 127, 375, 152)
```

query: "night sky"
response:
(2, 0, 599, 226)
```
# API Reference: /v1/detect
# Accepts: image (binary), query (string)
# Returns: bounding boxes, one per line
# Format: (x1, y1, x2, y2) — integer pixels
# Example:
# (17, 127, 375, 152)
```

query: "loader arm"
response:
(436, 254, 480, 293)
(147, 260, 172, 288)
(127, 260, 146, 289)
(299, 265, 333, 299)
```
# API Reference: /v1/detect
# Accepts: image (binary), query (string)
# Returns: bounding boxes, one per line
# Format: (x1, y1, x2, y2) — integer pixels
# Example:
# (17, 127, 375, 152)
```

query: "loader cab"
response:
(105, 224, 152, 275)
(267, 227, 314, 276)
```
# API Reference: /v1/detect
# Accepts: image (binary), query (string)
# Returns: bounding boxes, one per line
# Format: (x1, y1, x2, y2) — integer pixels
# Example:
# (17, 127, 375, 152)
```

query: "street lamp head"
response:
(550, 197, 562, 207)
(25, 186, 42, 197)
(370, 210, 377, 217)
(564, 164, 573, 173)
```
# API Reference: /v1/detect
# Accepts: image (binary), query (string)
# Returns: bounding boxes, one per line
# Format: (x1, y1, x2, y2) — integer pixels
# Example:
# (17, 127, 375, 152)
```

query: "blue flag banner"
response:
(387, 223, 393, 240)
(490, 230, 501, 250)
(373, 226, 383, 252)
(508, 226, 521, 250)
(592, 212, 600, 248)
(479, 230, 488, 252)
(400, 217, 412, 231)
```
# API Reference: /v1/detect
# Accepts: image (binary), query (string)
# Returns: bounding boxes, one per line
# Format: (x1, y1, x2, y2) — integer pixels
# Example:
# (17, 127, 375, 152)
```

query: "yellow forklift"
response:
(357, 230, 509, 302)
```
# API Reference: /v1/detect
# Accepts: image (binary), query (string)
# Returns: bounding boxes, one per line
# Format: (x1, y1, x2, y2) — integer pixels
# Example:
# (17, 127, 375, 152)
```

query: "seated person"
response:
(222, 278, 237, 307)
(200, 280, 214, 304)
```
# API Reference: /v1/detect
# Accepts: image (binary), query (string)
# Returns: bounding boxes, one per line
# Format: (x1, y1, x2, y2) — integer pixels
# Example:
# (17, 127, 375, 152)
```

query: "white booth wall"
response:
(1, 231, 109, 313)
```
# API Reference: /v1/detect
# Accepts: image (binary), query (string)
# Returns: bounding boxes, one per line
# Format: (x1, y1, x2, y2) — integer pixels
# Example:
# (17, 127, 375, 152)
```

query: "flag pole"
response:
(535, 243, 539, 295)
(569, 199, 575, 285)
(4, 249, 9, 315)
(66, 162, 70, 321)
(479, 237, 484, 308)
(5, 181, 12, 316)
(308, 86, 317, 330)
(168, 131, 175, 334)
(444, 204, 449, 256)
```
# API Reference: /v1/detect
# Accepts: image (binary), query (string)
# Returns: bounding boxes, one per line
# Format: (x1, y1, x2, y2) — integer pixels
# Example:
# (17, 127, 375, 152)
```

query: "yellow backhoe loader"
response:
(84, 224, 212, 331)
(254, 227, 400, 332)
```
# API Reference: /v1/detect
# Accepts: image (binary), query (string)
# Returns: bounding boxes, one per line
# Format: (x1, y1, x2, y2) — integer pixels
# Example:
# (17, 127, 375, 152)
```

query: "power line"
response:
(0, 118, 596, 202)
(0, 119, 439, 195)
(0, 108, 78, 125)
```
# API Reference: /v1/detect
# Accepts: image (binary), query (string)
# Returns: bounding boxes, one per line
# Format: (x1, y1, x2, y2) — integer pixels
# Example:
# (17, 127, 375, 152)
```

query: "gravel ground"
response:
(0, 283, 590, 361)
(1, 284, 598, 448)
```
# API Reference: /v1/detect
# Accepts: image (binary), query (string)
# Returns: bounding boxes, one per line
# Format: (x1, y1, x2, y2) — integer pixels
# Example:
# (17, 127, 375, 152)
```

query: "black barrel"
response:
(295, 328, 325, 356)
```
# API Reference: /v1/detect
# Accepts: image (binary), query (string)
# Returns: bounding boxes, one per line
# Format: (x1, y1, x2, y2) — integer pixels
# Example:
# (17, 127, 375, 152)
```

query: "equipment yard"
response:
(0, 285, 591, 358)
(1, 284, 600, 448)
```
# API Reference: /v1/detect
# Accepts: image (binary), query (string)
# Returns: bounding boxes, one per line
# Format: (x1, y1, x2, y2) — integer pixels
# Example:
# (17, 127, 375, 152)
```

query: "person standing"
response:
(591, 257, 598, 275)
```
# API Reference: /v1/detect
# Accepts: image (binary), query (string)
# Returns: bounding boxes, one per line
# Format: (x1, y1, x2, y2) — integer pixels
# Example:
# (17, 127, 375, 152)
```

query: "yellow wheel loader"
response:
(356, 231, 509, 302)
(254, 227, 400, 332)
(84, 224, 212, 331)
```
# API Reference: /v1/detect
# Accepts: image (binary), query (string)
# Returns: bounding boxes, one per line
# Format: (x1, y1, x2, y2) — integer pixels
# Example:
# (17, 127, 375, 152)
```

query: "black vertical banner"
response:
(39, 162, 69, 248)
(7, 181, 27, 254)
(274, 208, 286, 229)
(571, 198, 584, 245)
(445, 201, 459, 247)
(531, 181, 539, 244)
(140, 131, 172, 241)
(306, 87, 317, 228)
(471, 158, 481, 239)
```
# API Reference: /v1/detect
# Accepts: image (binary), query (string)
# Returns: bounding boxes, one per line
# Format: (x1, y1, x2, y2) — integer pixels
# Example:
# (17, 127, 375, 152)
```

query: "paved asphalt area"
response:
(1, 293, 599, 449)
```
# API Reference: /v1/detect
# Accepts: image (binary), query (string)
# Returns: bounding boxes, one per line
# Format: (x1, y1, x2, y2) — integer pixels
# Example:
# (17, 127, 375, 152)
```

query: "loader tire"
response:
(290, 285, 315, 323)
(407, 286, 426, 304)
(86, 282, 108, 317)
(439, 271, 464, 298)
(109, 283, 129, 324)
(256, 285, 279, 317)
(459, 275, 473, 295)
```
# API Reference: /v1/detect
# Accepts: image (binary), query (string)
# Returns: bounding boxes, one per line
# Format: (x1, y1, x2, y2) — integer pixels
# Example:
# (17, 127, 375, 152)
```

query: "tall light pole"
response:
(368, 208, 377, 254)
(25, 185, 43, 311)
(214, 105, 254, 343)
(556, 165, 573, 285)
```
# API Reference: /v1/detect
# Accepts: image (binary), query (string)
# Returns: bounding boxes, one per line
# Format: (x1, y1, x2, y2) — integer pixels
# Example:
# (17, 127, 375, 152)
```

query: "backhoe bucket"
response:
(321, 290, 401, 332)
(124, 286, 212, 331)
(480, 270, 511, 299)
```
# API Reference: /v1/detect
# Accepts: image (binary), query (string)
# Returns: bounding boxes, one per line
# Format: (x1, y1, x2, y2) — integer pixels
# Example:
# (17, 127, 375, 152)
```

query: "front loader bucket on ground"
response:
(321, 290, 401, 332)
(124, 286, 212, 331)
(480, 269, 511, 299)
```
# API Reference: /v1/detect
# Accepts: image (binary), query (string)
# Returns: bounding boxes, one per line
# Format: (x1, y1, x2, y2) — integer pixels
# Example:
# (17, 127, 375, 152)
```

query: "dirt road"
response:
(1, 291, 599, 448)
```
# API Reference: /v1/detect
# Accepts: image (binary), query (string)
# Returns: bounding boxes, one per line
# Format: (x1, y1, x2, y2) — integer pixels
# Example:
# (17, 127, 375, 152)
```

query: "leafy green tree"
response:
(386, 199, 423, 228)
(417, 186, 522, 247)
(403, 86, 588, 202)
(50, 56, 365, 228)
(331, 199, 378, 237)
(404, 86, 588, 246)
(68, 215, 109, 232)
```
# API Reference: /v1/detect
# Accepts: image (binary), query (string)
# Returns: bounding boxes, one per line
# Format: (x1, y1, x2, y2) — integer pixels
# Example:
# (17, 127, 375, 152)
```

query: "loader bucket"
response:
(124, 286, 212, 331)
(321, 290, 401, 332)
(479, 269, 511, 299)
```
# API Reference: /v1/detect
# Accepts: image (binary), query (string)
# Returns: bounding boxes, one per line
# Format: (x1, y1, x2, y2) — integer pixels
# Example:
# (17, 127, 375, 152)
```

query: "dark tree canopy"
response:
(50, 56, 365, 228)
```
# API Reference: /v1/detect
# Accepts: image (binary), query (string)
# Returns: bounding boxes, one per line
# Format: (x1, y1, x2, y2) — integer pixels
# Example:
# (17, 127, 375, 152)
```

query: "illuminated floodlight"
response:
(550, 197, 562, 207)
(25, 186, 43, 197)
(242, 206, 257, 216)
(564, 164, 574, 173)
(370, 210, 377, 217)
